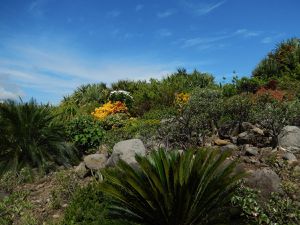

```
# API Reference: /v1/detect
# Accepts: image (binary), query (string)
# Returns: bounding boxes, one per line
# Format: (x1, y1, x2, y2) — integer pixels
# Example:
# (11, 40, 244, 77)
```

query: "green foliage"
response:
(222, 83, 238, 97)
(101, 113, 129, 130)
(253, 38, 300, 80)
(62, 181, 131, 225)
(102, 118, 160, 149)
(141, 107, 176, 120)
(224, 94, 253, 126)
(50, 170, 79, 210)
(231, 184, 300, 225)
(100, 148, 243, 225)
(0, 168, 34, 193)
(235, 77, 262, 94)
(250, 98, 300, 145)
(0, 99, 76, 176)
(66, 115, 105, 153)
(0, 191, 33, 225)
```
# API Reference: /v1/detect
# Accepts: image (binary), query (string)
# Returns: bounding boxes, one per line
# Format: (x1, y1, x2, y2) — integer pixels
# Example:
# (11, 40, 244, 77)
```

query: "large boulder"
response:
(245, 168, 281, 197)
(278, 126, 300, 153)
(106, 139, 146, 167)
(84, 153, 107, 170)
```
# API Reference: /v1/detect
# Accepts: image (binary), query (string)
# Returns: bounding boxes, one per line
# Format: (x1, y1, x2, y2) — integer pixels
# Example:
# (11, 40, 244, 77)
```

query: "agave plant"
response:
(100, 148, 243, 225)
(0, 99, 76, 175)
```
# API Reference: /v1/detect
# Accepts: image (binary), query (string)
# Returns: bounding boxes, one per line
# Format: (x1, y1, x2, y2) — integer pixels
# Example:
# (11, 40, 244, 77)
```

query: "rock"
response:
(84, 153, 107, 170)
(220, 144, 238, 152)
(214, 138, 231, 146)
(245, 146, 259, 156)
(282, 152, 297, 162)
(74, 162, 88, 178)
(278, 126, 300, 153)
(292, 166, 300, 178)
(241, 122, 255, 131)
(218, 122, 240, 139)
(106, 139, 146, 167)
(252, 127, 264, 136)
(52, 214, 60, 219)
(245, 168, 281, 197)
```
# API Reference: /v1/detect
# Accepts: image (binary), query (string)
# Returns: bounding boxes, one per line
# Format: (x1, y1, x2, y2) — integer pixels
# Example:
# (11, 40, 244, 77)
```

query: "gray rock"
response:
(245, 168, 281, 197)
(84, 153, 107, 170)
(106, 139, 146, 167)
(74, 162, 88, 178)
(278, 126, 300, 153)
(241, 122, 255, 131)
(220, 144, 238, 152)
(282, 152, 297, 162)
(245, 146, 259, 156)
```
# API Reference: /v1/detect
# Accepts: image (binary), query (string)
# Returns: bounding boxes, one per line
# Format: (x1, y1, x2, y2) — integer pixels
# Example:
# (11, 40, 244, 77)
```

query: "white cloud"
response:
(0, 74, 23, 100)
(180, 29, 260, 49)
(157, 9, 177, 18)
(182, 0, 226, 16)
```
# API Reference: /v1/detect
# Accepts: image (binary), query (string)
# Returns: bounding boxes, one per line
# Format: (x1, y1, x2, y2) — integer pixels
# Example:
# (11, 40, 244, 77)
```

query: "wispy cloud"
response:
(157, 9, 177, 18)
(107, 10, 121, 18)
(0, 41, 178, 103)
(261, 33, 285, 44)
(180, 29, 260, 49)
(182, 0, 226, 16)
(135, 4, 144, 12)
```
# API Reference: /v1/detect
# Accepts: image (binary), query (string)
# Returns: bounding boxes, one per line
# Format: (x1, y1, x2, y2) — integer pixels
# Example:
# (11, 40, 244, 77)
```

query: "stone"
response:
(245, 146, 259, 156)
(292, 166, 300, 178)
(278, 126, 300, 153)
(245, 168, 281, 197)
(252, 127, 264, 136)
(214, 138, 231, 146)
(282, 152, 297, 162)
(241, 122, 255, 131)
(106, 139, 146, 167)
(220, 144, 238, 152)
(84, 153, 107, 170)
(74, 162, 88, 178)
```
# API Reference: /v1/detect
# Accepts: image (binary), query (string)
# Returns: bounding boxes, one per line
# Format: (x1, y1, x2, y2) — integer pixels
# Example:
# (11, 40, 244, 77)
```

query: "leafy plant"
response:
(0, 99, 76, 176)
(100, 148, 243, 225)
(0, 191, 33, 225)
(62, 181, 132, 225)
(66, 115, 105, 153)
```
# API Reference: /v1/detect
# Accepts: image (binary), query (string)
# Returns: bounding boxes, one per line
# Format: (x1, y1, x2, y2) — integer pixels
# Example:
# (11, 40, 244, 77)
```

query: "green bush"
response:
(250, 98, 300, 146)
(109, 90, 133, 109)
(0, 99, 76, 176)
(66, 115, 105, 153)
(100, 148, 243, 225)
(253, 38, 300, 80)
(62, 181, 132, 225)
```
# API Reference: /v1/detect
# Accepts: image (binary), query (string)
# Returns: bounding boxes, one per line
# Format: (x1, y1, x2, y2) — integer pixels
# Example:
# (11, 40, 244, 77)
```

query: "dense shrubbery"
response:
(0, 99, 76, 175)
(66, 115, 105, 154)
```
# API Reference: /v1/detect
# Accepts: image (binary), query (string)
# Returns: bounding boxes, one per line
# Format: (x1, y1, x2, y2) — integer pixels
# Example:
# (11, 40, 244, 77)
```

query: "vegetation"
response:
(0, 99, 76, 176)
(100, 148, 243, 225)
(1, 38, 300, 225)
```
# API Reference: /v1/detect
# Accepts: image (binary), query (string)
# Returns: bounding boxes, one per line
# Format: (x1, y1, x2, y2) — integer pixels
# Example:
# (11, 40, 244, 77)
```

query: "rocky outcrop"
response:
(278, 126, 300, 153)
(106, 139, 146, 167)
(245, 168, 281, 197)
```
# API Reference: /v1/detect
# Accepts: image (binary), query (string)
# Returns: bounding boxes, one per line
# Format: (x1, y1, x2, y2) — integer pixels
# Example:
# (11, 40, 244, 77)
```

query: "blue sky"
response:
(0, 0, 299, 104)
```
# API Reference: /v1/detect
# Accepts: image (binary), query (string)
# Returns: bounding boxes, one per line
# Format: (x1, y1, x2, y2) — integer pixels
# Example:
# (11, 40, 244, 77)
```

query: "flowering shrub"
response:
(175, 92, 190, 107)
(255, 87, 287, 101)
(91, 101, 128, 120)
(109, 90, 133, 109)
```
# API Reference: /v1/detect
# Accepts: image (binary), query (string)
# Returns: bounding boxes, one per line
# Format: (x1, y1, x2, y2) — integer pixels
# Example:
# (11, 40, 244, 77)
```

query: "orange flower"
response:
(91, 101, 128, 120)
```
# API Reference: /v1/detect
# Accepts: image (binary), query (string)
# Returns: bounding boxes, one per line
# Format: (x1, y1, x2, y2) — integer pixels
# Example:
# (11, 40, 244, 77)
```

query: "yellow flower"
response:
(91, 101, 128, 120)
(175, 93, 190, 106)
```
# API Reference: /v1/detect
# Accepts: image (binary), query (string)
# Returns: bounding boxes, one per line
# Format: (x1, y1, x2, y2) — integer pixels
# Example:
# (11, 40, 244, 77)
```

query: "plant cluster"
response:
(91, 101, 128, 120)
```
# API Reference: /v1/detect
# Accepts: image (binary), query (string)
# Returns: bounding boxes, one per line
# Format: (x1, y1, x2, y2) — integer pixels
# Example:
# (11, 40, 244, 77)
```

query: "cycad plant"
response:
(100, 148, 243, 225)
(0, 99, 76, 176)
